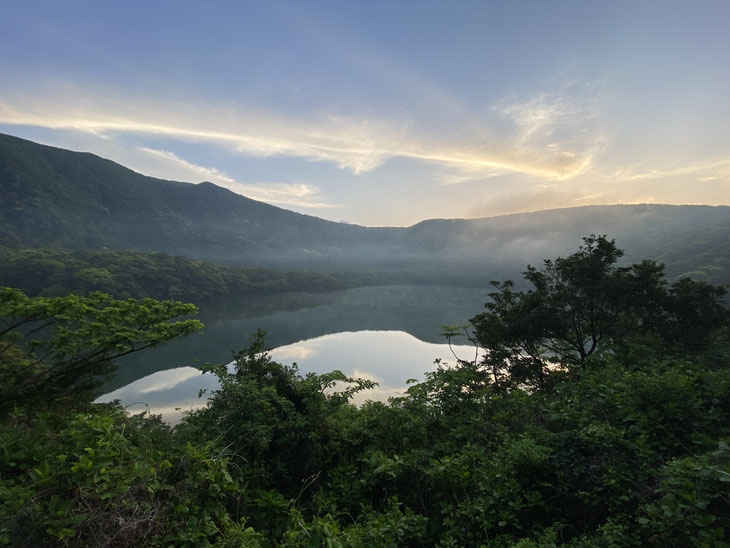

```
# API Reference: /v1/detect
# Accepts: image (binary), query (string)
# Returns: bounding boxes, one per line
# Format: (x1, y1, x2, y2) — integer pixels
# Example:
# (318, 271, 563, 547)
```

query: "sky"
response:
(1, 0, 729, 226)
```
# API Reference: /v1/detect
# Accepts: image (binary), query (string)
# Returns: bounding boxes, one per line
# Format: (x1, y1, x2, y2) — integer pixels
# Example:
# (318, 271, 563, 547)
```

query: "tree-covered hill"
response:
(2, 133, 729, 286)
(404, 205, 730, 286)
(0, 133, 375, 264)
(0, 246, 376, 304)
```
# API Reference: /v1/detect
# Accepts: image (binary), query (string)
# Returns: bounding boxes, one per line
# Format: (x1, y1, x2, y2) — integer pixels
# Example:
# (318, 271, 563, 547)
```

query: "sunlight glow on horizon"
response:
(1, 1, 728, 225)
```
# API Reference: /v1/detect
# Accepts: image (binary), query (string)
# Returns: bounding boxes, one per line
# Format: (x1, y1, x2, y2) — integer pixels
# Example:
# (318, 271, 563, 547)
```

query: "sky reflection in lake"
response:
(97, 330, 480, 424)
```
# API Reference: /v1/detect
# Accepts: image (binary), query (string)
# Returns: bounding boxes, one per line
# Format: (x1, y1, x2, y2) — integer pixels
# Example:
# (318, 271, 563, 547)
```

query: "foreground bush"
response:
(2, 237, 728, 545)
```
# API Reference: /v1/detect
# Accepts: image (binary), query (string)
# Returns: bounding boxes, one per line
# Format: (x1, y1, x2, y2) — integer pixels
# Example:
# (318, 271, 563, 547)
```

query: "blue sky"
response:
(1, 0, 729, 226)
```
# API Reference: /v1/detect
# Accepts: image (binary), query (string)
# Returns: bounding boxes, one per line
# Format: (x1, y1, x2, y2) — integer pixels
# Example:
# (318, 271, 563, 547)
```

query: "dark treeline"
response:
(0, 247, 379, 303)
(0, 246, 518, 307)
(1, 236, 729, 546)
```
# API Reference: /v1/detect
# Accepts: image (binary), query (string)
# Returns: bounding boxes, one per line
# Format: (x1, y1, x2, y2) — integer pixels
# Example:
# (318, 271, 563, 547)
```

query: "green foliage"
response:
(0, 405, 262, 546)
(182, 330, 376, 506)
(281, 500, 428, 547)
(638, 441, 730, 546)
(471, 235, 729, 388)
(1, 237, 729, 545)
(0, 287, 202, 412)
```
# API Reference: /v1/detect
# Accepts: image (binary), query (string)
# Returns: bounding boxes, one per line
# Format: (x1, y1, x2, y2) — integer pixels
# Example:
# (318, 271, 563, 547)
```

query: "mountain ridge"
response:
(1, 132, 729, 285)
(5, 132, 727, 228)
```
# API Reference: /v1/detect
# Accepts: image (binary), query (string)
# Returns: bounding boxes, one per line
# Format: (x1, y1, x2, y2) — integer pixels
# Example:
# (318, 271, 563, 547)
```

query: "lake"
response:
(97, 285, 489, 423)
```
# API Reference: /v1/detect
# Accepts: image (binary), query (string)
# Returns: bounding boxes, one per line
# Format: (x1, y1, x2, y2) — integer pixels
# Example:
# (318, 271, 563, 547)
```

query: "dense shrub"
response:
(2, 238, 728, 545)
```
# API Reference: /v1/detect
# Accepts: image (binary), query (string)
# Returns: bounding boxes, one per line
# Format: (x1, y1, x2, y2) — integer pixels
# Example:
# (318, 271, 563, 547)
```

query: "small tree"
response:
(470, 235, 728, 388)
(0, 287, 202, 412)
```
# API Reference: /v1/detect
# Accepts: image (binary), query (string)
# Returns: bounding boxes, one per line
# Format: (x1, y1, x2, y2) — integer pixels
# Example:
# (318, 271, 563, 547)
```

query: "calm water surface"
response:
(97, 285, 488, 423)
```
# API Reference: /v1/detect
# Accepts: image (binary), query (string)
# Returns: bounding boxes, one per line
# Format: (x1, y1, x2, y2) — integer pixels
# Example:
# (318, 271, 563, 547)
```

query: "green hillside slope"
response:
(0, 133, 372, 263)
(1, 133, 729, 285)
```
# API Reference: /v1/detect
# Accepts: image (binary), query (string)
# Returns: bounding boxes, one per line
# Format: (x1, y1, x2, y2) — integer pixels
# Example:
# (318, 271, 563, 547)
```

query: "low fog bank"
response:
(219, 205, 730, 288)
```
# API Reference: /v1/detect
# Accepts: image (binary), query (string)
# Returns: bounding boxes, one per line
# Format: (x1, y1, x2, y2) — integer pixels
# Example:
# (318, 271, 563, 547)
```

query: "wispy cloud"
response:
(0, 95, 404, 174)
(229, 181, 340, 209)
(137, 146, 339, 209)
(0, 88, 605, 181)
(609, 155, 730, 183)
(437, 84, 608, 185)
(493, 90, 602, 144)
(137, 147, 236, 184)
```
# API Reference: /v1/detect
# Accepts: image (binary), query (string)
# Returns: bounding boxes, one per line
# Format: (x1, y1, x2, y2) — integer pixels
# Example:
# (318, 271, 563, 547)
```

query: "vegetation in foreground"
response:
(1, 236, 729, 546)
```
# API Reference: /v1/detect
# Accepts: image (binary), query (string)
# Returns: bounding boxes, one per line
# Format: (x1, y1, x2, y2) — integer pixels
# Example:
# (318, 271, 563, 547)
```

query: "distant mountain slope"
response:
(406, 205, 730, 282)
(1, 133, 729, 285)
(0, 133, 377, 263)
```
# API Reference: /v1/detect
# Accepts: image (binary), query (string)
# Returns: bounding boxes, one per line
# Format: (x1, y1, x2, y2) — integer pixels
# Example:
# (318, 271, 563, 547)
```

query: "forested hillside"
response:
(2, 134, 729, 286)
(0, 133, 374, 264)
(1, 238, 728, 546)
(0, 247, 375, 304)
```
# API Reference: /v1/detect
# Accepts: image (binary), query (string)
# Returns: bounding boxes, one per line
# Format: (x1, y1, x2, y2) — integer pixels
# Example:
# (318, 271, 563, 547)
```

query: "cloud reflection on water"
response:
(97, 330, 480, 424)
